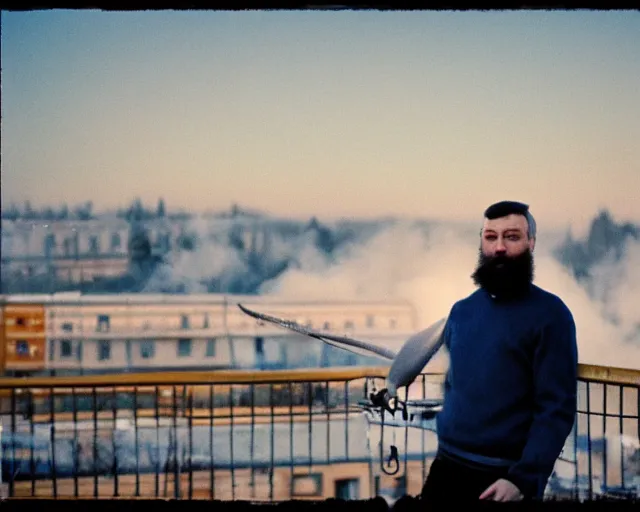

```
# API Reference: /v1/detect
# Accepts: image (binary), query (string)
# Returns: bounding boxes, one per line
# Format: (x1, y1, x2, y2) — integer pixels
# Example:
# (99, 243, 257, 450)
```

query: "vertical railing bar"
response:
(325, 381, 330, 465)
(92, 388, 98, 498)
(308, 381, 313, 469)
(209, 384, 215, 500)
(49, 387, 58, 498)
(111, 386, 118, 497)
(289, 381, 294, 500)
(133, 386, 140, 497)
(29, 391, 36, 497)
(269, 383, 275, 502)
(154, 385, 160, 498)
(229, 384, 235, 501)
(72, 387, 79, 498)
(345, 381, 349, 461)
(363, 376, 374, 499)
(602, 383, 607, 493)
(572, 393, 579, 501)
(619, 385, 625, 490)
(187, 386, 193, 500)
(421, 374, 427, 484)
(586, 382, 593, 500)
(404, 385, 409, 480)
(250, 383, 255, 498)
(9, 389, 17, 498)
(172, 385, 179, 499)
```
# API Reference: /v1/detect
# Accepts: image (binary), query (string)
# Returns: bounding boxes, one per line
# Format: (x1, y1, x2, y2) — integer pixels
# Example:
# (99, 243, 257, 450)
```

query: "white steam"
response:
(586, 241, 640, 342)
(136, 213, 638, 370)
(261, 221, 640, 371)
(141, 215, 247, 293)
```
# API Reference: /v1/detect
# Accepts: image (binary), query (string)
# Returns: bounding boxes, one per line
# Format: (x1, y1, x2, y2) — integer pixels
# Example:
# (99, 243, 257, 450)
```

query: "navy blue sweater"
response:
(435, 284, 578, 498)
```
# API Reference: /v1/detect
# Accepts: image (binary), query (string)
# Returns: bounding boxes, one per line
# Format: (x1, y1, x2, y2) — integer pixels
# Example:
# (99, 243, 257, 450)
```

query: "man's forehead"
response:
(482, 214, 528, 233)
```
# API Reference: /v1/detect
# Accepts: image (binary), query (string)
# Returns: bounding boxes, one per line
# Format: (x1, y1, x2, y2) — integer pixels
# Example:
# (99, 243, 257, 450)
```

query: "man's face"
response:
(480, 214, 534, 259)
(472, 213, 535, 298)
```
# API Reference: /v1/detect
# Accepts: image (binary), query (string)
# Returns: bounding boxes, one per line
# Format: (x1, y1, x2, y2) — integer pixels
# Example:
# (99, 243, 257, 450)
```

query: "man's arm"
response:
(506, 304, 579, 498)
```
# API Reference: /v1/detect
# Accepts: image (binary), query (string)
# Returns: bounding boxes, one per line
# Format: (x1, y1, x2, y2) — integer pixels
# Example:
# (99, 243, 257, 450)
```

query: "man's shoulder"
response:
(450, 289, 484, 313)
(530, 285, 574, 321)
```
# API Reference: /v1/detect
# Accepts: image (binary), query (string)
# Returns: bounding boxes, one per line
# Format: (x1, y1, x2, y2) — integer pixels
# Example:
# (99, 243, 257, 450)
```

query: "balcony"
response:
(0, 364, 637, 502)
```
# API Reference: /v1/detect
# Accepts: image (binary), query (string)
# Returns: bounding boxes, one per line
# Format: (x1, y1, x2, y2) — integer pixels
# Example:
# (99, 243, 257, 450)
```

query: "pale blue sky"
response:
(2, 10, 639, 232)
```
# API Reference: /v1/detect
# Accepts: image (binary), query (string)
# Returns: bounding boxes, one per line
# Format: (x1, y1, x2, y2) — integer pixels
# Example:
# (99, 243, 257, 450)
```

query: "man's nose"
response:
(495, 239, 507, 253)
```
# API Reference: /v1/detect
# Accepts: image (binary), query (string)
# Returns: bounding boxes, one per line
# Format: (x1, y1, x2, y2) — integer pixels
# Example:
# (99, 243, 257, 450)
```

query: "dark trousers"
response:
(420, 453, 511, 505)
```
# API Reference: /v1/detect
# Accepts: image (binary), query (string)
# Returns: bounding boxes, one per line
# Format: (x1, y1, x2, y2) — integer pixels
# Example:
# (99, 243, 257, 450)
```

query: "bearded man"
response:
(420, 200, 578, 503)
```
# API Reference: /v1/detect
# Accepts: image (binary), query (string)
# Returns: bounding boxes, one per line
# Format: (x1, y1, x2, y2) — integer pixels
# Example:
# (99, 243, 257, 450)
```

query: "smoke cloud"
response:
(141, 216, 248, 293)
(133, 211, 638, 371)
(261, 220, 640, 371)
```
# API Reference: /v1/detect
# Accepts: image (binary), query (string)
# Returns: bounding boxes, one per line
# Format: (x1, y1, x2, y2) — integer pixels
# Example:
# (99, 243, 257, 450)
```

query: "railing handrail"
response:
(0, 363, 637, 389)
(0, 366, 392, 388)
(576, 363, 640, 386)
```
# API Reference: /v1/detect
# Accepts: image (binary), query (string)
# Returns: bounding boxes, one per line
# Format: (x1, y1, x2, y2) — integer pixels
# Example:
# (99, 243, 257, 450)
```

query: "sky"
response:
(2, 10, 639, 234)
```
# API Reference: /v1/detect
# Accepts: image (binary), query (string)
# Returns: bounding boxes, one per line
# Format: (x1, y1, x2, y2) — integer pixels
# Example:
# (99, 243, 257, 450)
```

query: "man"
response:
(420, 200, 578, 503)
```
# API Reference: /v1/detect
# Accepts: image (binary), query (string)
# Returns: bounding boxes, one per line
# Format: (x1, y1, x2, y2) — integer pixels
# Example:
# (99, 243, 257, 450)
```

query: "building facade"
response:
(0, 293, 418, 376)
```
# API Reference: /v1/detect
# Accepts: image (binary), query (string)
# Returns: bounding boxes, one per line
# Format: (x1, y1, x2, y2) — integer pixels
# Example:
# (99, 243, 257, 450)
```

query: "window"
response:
(98, 341, 111, 361)
(15, 317, 25, 327)
(335, 478, 359, 500)
(60, 340, 73, 358)
(110, 232, 122, 251)
(140, 340, 155, 359)
(44, 233, 56, 255)
(97, 315, 110, 333)
(323, 322, 331, 330)
(206, 339, 216, 357)
(203, 314, 210, 329)
(255, 337, 264, 355)
(344, 320, 355, 329)
(62, 322, 73, 332)
(291, 474, 323, 497)
(89, 236, 99, 254)
(180, 315, 190, 329)
(15, 340, 29, 357)
(366, 315, 375, 328)
(177, 339, 192, 357)
(63, 238, 72, 256)
(389, 318, 397, 329)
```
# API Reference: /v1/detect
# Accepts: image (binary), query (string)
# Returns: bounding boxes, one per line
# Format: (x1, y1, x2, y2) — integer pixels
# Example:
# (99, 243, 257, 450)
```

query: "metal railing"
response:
(0, 364, 637, 501)
(559, 365, 639, 501)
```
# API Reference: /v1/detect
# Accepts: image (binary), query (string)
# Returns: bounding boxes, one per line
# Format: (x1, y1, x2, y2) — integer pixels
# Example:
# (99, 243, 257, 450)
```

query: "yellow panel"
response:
(2, 304, 46, 372)
(4, 337, 46, 369)
(3, 304, 46, 334)
(0, 305, 5, 375)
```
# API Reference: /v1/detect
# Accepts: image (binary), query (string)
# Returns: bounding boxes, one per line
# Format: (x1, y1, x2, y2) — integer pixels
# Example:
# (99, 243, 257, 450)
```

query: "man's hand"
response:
(479, 479, 523, 502)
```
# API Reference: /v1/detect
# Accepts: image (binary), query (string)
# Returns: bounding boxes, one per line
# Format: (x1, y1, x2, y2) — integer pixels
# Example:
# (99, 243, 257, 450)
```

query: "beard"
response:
(471, 248, 534, 300)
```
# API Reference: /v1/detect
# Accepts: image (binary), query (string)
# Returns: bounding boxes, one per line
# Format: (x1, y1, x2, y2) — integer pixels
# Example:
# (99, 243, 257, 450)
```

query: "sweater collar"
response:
(484, 283, 534, 302)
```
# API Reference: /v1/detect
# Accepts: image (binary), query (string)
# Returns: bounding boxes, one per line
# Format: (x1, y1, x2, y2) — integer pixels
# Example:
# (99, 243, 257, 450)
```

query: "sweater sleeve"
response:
(506, 304, 579, 498)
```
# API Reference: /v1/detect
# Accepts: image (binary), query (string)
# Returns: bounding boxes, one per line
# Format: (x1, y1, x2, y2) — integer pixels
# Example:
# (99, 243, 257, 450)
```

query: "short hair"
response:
(482, 200, 536, 240)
